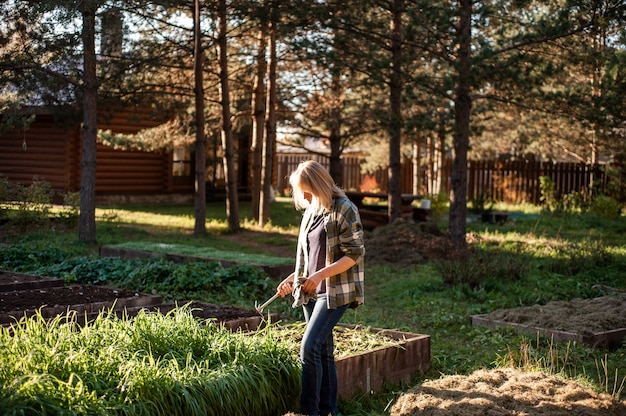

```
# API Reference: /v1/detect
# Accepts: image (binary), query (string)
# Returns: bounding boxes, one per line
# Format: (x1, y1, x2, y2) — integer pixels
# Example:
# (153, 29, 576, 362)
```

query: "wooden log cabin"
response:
(0, 106, 204, 204)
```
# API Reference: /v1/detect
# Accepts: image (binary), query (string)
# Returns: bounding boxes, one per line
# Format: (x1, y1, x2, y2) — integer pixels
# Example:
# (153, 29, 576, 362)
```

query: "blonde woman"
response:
(277, 160, 365, 416)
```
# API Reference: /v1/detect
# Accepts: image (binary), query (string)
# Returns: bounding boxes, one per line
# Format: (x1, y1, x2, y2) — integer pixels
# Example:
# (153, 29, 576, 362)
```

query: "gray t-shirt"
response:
(307, 214, 327, 295)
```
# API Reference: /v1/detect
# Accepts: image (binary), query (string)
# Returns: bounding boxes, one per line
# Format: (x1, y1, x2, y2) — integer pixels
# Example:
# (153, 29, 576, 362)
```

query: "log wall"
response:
(0, 107, 195, 196)
(0, 114, 80, 191)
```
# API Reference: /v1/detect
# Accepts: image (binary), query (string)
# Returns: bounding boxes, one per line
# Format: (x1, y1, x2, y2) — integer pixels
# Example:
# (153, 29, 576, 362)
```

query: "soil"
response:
(364, 218, 461, 267)
(0, 271, 260, 322)
(482, 295, 626, 336)
(390, 367, 626, 416)
(0, 284, 139, 313)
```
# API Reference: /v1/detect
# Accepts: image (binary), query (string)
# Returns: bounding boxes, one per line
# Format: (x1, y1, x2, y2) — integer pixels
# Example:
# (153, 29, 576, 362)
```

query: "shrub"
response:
(434, 248, 530, 289)
(590, 195, 621, 219)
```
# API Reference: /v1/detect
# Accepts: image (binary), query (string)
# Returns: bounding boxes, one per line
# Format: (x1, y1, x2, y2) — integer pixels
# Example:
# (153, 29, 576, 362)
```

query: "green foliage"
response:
(0, 244, 274, 303)
(425, 192, 450, 219)
(0, 175, 10, 220)
(590, 195, 621, 219)
(0, 244, 69, 272)
(539, 175, 587, 214)
(8, 177, 53, 227)
(469, 190, 494, 214)
(540, 172, 623, 219)
(433, 248, 531, 289)
(539, 176, 556, 210)
(0, 175, 79, 227)
(596, 163, 625, 202)
(0, 308, 301, 416)
(539, 240, 615, 277)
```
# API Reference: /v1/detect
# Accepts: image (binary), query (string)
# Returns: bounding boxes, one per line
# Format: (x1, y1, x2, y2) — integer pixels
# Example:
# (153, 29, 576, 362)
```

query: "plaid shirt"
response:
(294, 196, 365, 309)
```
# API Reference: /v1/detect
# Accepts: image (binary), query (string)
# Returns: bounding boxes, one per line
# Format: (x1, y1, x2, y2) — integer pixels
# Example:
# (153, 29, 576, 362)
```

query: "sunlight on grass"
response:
(111, 241, 293, 266)
(92, 198, 301, 235)
(96, 207, 202, 229)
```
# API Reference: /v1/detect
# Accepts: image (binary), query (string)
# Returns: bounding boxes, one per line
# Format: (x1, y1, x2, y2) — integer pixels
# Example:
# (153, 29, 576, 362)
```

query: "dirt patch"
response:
(390, 367, 626, 416)
(482, 296, 626, 336)
(364, 218, 460, 267)
(0, 271, 262, 322)
(0, 285, 140, 313)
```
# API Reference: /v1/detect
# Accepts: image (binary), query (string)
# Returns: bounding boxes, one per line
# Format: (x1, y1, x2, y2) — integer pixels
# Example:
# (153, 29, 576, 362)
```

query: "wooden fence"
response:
(466, 160, 610, 204)
(276, 154, 619, 204)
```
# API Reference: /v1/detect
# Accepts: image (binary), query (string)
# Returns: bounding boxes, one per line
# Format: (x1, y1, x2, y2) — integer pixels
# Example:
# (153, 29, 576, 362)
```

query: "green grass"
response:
(0, 308, 301, 415)
(109, 241, 293, 266)
(1, 199, 625, 415)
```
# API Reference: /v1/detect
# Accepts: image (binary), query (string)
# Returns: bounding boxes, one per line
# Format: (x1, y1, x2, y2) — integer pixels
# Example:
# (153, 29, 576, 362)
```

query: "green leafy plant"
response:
(590, 195, 621, 219)
(539, 176, 557, 212)
(469, 190, 494, 214)
(0, 308, 301, 416)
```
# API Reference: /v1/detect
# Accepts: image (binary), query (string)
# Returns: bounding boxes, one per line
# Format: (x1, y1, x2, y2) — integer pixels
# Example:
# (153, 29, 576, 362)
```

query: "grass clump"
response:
(0, 307, 301, 416)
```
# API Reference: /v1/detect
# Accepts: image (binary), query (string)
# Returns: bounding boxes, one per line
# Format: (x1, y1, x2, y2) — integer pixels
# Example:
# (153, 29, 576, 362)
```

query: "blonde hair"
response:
(289, 160, 346, 212)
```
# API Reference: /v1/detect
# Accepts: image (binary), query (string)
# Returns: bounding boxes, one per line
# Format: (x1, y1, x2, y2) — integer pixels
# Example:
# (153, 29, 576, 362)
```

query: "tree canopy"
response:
(1, 0, 625, 245)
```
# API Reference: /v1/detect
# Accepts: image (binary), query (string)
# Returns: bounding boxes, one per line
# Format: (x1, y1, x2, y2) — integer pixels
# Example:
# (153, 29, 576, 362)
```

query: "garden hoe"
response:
(255, 292, 280, 315)
(255, 281, 293, 315)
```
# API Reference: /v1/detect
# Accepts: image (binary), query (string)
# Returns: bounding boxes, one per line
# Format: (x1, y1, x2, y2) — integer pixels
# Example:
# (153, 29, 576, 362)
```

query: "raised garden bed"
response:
(0, 270, 64, 292)
(471, 295, 626, 348)
(272, 322, 431, 399)
(0, 284, 163, 326)
(335, 325, 430, 398)
(99, 243, 294, 278)
(0, 271, 431, 399)
(0, 270, 279, 331)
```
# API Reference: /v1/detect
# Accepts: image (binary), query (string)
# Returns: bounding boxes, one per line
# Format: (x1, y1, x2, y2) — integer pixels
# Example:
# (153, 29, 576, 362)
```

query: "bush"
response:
(434, 248, 530, 289)
(0, 176, 79, 227)
(590, 195, 621, 219)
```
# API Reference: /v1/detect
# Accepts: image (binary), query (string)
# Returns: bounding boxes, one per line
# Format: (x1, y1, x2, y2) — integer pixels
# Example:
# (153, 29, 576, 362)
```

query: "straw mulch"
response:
(390, 367, 626, 416)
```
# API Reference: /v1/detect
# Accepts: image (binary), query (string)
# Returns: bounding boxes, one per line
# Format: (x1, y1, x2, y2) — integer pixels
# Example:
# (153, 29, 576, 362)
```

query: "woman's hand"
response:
(301, 256, 356, 294)
(301, 271, 325, 294)
(277, 274, 295, 297)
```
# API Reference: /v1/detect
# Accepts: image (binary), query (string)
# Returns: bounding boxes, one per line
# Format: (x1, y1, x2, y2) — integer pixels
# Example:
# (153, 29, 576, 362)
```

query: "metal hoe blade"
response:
(255, 292, 280, 315)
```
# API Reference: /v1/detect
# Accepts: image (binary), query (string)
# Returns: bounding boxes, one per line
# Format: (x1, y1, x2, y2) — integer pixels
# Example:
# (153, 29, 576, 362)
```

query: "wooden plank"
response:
(471, 314, 626, 349)
(335, 324, 430, 399)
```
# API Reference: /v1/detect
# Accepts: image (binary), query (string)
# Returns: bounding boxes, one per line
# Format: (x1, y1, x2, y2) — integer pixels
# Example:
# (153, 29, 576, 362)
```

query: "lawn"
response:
(0, 197, 625, 415)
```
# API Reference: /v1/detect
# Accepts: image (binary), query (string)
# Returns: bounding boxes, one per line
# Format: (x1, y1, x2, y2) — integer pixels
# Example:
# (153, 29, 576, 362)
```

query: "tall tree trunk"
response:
(387, 0, 403, 222)
(218, 0, 240, 232)
(193, 0, 207, 237)
(412, 138, 420, 195)
(449, 0, 472, 248)
(436, 110, 447, 194)
(260, 13, 276, 227)
(328, 70, 343, 186)
(427, 133, 434, 194)
(78, 1, 97, 244)
(251, 16, 268, 221)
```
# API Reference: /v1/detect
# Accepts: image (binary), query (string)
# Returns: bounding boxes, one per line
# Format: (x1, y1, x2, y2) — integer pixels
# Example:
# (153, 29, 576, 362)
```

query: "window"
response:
(172, 147, 191, 176)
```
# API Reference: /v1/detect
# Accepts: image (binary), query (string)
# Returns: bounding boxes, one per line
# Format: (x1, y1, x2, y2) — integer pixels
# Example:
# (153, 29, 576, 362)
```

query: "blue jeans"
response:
(300, 295, 348, 416)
